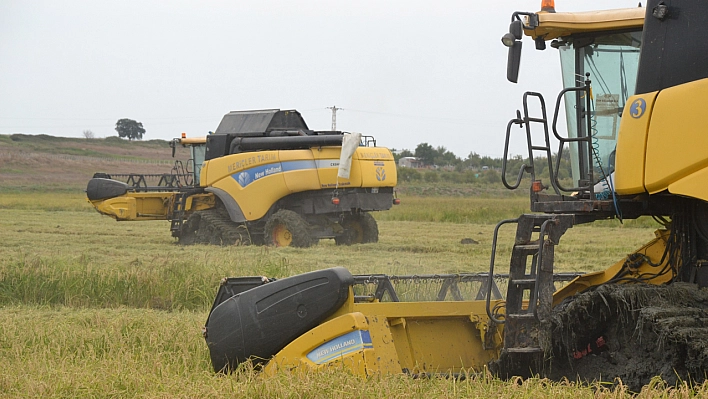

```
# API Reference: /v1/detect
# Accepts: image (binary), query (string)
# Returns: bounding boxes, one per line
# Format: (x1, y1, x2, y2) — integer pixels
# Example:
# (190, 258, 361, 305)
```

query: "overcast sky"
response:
(0, 0, 642, 157)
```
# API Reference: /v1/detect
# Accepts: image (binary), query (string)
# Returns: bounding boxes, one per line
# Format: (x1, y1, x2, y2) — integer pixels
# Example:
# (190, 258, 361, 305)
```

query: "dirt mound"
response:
(547, 283, 708, 391)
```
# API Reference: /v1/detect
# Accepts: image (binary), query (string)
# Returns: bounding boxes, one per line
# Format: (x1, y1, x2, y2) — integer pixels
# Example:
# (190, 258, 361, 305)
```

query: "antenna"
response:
(326, 105, 343, 131)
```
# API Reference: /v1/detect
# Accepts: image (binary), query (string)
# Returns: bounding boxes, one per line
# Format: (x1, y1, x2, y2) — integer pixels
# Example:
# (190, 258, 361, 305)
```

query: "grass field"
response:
(0, 190, 703, 398)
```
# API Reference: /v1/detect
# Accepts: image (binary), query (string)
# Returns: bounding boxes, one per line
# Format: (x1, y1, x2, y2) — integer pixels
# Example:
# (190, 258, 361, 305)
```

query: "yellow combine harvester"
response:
(203, 1, 708, 390)
(87, 109, 398, 247)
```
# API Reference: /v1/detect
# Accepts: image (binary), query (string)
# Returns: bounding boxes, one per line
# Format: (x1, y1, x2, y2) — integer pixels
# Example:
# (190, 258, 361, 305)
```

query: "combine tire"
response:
(264, 209, 313, 248)
(178, 212, 201, 245)
(179, 209, 251, 246)
(335, 213, 378, 245)
(546, 283, 708, 391)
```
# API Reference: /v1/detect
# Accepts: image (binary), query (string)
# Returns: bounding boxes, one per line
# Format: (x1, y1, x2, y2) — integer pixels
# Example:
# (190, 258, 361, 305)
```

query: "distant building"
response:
(398, 157, 424, 168)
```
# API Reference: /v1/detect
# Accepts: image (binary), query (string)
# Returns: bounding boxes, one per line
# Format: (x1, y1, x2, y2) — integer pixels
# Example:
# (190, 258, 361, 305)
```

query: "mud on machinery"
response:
(203, 1, 708, 390)
(86, 109, 398, 247)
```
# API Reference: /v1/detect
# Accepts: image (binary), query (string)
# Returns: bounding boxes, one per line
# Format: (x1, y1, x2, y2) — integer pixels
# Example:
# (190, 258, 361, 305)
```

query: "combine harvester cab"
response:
(86, 109, 398, 247)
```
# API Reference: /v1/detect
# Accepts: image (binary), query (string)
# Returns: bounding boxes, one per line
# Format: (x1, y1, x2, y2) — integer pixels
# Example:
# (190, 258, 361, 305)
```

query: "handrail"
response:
(501, 117, 529, 190)
(530, 218, 554, 318)
(523, 93, 561, 196)
(551, 76, 595, 195)
(501, 92, 560, 195)
(486, 218, 519, 324)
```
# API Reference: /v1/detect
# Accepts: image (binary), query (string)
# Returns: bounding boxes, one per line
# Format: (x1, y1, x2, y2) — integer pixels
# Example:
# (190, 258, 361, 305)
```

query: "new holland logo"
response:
(376, 167, 386, 181)
(237, 171, 251, 186)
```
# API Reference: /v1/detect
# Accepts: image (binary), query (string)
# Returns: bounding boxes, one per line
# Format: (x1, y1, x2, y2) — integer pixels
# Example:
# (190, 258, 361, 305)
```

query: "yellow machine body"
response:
(527, 8, 644, 40)
(264, 300, 503, 376)
(90, 192, 214, 221)
(200, 146, 396, 222)
(615, 78, 708, 202)
(255, 228, 672, 377)
(87, 136, 211, 221)
(89, 144, 396, 223)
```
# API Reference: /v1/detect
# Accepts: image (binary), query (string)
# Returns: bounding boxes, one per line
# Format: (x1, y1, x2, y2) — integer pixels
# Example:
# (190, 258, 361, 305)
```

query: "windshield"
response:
(191, 144, 206, 185)
(558, 30, 642, 187)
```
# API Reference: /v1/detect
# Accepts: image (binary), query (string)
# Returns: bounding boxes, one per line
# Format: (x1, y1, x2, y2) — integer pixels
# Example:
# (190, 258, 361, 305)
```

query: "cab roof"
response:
(179, 137, 206, 145)
(527, 7, 645, 40)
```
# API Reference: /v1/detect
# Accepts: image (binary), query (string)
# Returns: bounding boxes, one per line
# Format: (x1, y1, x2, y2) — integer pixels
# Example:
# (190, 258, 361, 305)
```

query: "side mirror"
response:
(507, 41, 522, 83)
(509, 19, 523, 40)
(502, 20, 524, 83)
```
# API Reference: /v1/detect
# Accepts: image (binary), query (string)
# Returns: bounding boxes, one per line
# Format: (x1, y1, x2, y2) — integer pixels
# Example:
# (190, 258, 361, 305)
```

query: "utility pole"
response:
(326, 105, 343, 131)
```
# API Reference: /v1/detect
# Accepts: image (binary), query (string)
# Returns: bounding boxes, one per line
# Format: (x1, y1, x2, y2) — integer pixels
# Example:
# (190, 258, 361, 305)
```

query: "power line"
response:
(344, 108, 502, 126)
(0, 117, 216, 122)
(326, 105, 343, 131)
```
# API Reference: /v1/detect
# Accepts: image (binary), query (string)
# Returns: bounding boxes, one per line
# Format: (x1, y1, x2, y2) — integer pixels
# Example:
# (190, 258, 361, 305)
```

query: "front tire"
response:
(264, 209, 313, 248)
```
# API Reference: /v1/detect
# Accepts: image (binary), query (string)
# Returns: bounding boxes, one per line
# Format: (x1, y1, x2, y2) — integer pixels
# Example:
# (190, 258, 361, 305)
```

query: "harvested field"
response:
(2, 135, 707, 397)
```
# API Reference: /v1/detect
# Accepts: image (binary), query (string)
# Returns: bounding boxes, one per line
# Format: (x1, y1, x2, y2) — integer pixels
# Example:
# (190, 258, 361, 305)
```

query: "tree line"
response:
(83, 119, 145, 140)
(393, 142, 573, 184)
(392, 142, 515, 169)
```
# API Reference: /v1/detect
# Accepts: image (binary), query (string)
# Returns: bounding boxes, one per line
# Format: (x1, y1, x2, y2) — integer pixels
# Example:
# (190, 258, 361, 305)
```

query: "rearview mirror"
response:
(509, 20, 522, 40)
(507, 41, 522, 83)
(503, 20, 524, 83)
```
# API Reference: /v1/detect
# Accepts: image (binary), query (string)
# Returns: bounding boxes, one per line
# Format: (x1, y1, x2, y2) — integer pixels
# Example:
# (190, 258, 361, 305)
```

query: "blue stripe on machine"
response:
(231, 158, 336, 187)
(281, 159, 317, 172)
(232, 162, 282, 187)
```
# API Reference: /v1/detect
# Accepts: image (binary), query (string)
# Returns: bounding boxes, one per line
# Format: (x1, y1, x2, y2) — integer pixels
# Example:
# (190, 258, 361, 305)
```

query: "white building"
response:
(398, 157, 424, 168)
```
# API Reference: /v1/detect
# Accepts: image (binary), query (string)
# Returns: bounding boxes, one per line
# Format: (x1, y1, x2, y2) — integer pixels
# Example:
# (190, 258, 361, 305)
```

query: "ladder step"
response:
(506, 313, 537, 320)
(526, 117, 546, 123)
(510, 278, 537, 287)
(506, 347, 543, 354)
(513, 244, 540, 255)
(530, 145, 550, 151)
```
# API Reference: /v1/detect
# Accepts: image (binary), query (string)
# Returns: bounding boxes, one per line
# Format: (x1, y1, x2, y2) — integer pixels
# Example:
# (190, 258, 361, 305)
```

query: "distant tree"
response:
(392, 148, 411, 161)
(465, 152, 483, 168)
(432, 146, 461, 167)
(82, 129, 95, 139)
(399, 149, 414, 158)
(390, 148, 414, 163)
(414, 143, 436, 166)
(115, 119, 146, 141)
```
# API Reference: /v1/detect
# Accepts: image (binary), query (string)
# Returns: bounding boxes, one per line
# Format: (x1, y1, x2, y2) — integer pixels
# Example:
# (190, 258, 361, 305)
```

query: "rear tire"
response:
(264, 209, 313, 248)
(335, 213, 378, 245)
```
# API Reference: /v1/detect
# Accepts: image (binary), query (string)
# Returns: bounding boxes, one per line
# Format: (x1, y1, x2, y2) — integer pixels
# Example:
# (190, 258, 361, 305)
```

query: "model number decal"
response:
(629, 98, 646, 119)
(306, 330, 372, 364)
